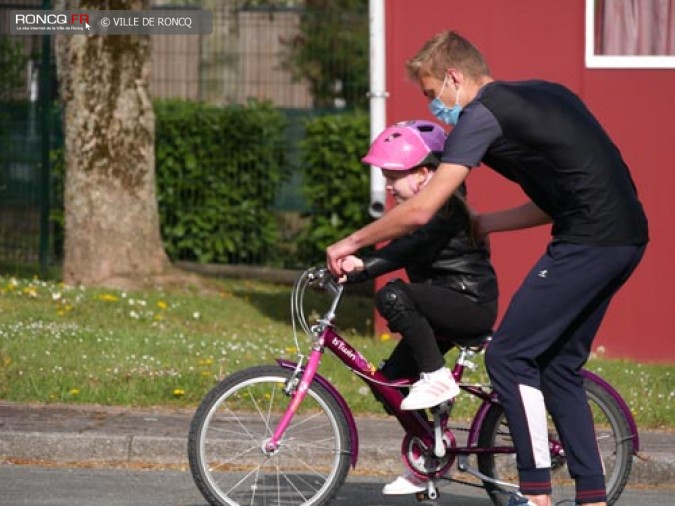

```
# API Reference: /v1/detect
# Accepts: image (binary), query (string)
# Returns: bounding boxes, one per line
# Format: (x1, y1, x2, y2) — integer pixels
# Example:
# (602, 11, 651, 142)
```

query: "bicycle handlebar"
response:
(290, 267, 345, 349)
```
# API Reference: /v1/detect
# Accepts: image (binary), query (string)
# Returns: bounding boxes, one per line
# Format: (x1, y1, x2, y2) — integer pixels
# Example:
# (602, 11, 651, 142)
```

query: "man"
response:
(327, 31, 648, 506)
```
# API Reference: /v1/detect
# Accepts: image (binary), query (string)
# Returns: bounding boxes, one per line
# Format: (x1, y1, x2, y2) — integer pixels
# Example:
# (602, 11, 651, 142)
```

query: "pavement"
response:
(0, 401, 674, 486)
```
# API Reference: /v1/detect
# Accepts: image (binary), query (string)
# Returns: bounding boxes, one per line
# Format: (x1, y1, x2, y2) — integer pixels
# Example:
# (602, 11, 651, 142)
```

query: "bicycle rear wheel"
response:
(188, 365, 352, 506)
(476, 378, 633, 506)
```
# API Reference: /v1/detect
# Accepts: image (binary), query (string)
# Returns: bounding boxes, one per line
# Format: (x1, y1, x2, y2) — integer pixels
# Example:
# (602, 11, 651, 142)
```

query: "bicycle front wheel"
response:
(476, 378, 633, 506)
(188, 365, 352, 506)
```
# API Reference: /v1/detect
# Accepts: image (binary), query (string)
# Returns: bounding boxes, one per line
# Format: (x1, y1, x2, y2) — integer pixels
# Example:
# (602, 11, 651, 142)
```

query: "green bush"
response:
(297, 112, 373, 263)
(155, 99, 288, 264)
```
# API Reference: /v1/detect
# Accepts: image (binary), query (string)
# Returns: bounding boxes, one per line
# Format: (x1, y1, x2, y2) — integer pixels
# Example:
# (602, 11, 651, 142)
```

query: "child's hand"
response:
(338, 256, 364, 283)
(341, 255, 364, 273)
(326, 237, 359, 276)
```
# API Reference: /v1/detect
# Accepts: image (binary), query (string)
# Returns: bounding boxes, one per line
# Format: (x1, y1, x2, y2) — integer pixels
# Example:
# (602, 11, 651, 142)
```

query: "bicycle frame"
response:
(266, 267, 640, 473)
(268, 322, 504, 468)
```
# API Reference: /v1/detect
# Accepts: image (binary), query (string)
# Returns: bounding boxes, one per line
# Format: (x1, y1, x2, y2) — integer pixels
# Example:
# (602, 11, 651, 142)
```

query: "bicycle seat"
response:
(437, 331, 492, 350)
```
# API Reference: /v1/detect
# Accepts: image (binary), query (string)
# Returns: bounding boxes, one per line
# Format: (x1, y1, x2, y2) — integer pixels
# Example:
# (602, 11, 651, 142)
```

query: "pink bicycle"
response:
(188, 267, 636, 506)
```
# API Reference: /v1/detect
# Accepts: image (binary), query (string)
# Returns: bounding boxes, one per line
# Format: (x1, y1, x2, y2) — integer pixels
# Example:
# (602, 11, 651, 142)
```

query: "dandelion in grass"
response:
(173, 388, 185, 398)
(69, 388, 80, 396)
(99, 294, 119, 302)
(23, 286, 38, 298)
(156, 300, 168, 310)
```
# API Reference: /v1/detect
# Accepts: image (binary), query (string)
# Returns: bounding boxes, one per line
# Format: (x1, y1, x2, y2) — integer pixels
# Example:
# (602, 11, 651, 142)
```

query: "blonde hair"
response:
(405, 31, 491, 82)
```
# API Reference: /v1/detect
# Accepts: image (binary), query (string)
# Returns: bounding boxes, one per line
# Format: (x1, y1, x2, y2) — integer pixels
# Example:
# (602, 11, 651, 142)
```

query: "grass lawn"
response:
(0, 272, 673, 429)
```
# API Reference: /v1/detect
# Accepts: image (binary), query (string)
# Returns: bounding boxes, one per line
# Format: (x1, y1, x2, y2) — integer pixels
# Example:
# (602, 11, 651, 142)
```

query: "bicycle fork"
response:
(264, 348, 323, 454)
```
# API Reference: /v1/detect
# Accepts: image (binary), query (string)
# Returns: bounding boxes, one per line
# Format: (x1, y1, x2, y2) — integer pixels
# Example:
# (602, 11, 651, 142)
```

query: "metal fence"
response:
(0, 0, 56, 272)
(0, 0, 368, 273)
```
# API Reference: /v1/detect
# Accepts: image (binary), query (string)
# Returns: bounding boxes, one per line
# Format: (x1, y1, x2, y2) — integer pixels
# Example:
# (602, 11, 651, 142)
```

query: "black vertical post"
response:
(38, 0, 52, 277)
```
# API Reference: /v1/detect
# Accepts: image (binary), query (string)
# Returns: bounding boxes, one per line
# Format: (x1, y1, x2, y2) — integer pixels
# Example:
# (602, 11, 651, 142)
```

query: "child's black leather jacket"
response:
(347, 195, 498, 303)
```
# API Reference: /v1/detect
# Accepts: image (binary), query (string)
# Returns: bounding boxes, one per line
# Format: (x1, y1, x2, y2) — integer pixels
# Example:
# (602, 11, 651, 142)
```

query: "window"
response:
(586, 0, 675, 68)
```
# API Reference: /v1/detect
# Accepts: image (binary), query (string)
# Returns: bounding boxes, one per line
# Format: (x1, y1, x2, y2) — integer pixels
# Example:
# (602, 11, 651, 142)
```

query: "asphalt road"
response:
(0, 465, 672, 506)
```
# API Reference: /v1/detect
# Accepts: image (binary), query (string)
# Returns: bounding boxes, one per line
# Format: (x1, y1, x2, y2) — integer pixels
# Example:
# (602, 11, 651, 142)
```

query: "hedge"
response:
(155, 99, 288, 264)
(296, 111, 373, 263)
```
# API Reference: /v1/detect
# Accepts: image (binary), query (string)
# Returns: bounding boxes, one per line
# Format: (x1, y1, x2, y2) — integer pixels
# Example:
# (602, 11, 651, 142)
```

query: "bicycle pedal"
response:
(430, 401, 450, 413)
(414, 489, 439, 503)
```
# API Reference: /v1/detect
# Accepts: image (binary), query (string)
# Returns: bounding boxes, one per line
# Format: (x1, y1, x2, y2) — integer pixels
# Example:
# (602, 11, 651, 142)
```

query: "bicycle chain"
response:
(440, 425, 575, 506)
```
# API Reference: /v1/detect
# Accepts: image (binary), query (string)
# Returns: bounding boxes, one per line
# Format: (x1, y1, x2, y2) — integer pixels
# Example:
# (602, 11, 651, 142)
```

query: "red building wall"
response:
(382, 0, 675, 363)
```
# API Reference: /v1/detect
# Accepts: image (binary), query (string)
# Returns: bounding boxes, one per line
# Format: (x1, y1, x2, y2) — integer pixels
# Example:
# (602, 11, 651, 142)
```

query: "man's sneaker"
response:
(382, 469, 428, 495)
(400, 367, 460, 410)
(506, 494, 537, 506)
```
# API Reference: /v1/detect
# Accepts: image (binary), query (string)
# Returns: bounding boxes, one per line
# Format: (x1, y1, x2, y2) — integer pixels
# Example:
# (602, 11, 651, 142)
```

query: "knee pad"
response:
(375, 279, 416, 332)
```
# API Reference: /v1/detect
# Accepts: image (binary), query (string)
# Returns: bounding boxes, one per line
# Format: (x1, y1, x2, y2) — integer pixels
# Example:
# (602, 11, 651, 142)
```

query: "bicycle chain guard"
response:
(401, 431, 456, 479)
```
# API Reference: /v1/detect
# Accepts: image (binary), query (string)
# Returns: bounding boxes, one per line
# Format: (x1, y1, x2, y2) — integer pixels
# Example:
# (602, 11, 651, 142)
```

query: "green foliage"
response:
(280, 0, 369, 109)
(297, 111, 373, 263)
(155, 99, 288, 264)
(0, 40, 30, 167)
(0, 38, 28, 101)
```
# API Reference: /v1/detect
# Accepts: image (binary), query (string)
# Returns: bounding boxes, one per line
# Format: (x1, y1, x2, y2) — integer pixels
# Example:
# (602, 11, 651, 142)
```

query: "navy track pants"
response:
(485, 240, 645, 504)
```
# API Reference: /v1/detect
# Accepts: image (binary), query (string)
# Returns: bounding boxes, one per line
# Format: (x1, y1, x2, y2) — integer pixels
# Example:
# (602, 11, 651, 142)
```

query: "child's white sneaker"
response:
(400, 367, 460, 410)
(382, 469, 428, 495)
(506, 494, 537, 506)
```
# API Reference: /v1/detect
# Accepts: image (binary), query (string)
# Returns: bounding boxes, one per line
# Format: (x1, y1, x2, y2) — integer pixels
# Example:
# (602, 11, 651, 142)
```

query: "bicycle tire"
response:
(476, 378, 633, 506)
(188, 365, 352, 506)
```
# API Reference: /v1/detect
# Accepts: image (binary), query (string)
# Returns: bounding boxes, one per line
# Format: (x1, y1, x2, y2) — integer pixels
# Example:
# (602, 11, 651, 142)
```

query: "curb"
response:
(1, 430, 674, 485)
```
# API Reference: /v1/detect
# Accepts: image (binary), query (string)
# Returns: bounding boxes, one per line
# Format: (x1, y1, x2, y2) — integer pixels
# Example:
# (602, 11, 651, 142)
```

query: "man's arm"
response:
(477, 201, 552, 235)
(326, 163, 470, 275)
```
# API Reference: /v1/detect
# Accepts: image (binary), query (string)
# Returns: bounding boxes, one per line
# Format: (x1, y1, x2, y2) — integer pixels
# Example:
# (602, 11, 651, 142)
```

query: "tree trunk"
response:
(55, 0, 169, 287)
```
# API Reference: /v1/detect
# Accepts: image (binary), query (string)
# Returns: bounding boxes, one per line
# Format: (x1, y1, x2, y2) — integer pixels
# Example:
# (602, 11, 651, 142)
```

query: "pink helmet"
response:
(361, 120, 446, 171)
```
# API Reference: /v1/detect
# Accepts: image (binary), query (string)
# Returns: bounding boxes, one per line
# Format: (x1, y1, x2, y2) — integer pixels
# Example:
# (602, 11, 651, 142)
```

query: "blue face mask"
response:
(428, 76, 462, 126)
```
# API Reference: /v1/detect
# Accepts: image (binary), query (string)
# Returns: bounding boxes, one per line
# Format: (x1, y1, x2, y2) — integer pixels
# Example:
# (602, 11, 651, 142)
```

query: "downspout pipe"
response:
(368, 0, 387, 218)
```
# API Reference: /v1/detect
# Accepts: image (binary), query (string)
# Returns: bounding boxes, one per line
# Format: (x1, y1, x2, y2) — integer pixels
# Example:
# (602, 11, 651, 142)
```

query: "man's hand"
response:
(468, 207, 490, 249)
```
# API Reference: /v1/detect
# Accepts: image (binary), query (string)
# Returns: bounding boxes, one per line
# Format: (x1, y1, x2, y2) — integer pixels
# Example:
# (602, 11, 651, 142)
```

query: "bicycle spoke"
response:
(247, 384, 276, 437)
(223, 465, 262, 497)
(207, 442, 261, 472)
(189, 366, 351, 506)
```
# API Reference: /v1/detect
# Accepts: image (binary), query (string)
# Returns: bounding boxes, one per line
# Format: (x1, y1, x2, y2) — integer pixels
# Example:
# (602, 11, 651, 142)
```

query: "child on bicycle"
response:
(341, 119, 499, 495)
